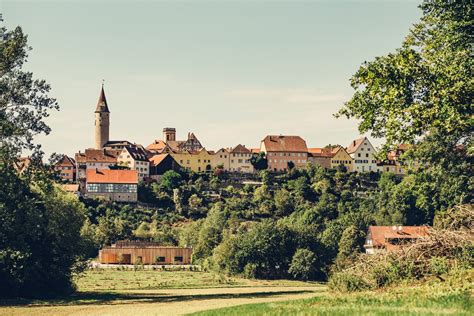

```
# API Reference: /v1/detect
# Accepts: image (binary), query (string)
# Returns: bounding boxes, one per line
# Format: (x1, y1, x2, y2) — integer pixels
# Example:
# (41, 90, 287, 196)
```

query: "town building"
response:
(330, 146, 353, 171)
(212, 148, 231, 170)
(378, 144, 415, 175)
(75, 149, 121, 181)
(94, 85, 110, 149)
(307, 148, 332, 169)
(229, 144, 254, 173)
(171, 148, 214, 173)
(260, 135, 308, 172)
(103, 140, 135, 150)
(85, 169, 138, 202)
(99, 240, 192, 265)
(148, 154, 181, 180)
(117, 145, 150, 181)
(147, 128, 203, 154)
(54, 155, 77, 182)
(13, 157, 31, 174)
(364, 225, 430, 254)
(346, 137, 379, 172)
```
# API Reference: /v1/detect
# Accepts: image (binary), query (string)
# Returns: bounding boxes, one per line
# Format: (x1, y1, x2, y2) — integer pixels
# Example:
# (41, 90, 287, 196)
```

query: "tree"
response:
(0, 175, 86, 298)
(0, 15, 58, 160)
(287, 161, 295, 170)
(159, 170, 183, 193)
(336, 1, 472, 153)
(250, 152, 268, 171)
(274, 189, 294, 216)
(0, 16, 87, 298)
(288, 248, 317, 280)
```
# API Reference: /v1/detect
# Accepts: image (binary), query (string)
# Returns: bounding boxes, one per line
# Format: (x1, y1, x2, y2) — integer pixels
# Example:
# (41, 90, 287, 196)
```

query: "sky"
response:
(2, 0, 422, 156)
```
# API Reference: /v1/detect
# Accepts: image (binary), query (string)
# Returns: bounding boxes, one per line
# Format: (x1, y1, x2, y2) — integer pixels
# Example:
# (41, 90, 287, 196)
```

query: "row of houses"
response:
(56, 131, 410, 184)
(53, 85, 413, 202)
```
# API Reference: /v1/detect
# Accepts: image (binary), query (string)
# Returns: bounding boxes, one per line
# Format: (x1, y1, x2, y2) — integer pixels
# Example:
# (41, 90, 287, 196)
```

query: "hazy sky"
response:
(2, 0, 421, 156)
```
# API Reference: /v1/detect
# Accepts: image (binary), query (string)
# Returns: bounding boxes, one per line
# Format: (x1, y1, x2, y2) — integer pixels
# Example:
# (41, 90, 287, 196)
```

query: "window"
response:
(174, 256, 183, 263)
(366, 153, 369, 158)
(156, 256, 165, 263)
(358, 153, 361, 157)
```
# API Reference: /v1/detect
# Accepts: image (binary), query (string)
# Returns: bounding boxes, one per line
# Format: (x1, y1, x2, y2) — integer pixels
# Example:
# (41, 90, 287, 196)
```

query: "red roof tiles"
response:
(366, 225, 430, 251)
(86, 169, 138, 184)
(262, 135, 308, 153)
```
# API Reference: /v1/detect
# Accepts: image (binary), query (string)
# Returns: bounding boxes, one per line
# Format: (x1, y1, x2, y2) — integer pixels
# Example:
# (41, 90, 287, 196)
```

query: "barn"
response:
(99, 240, 192, 265)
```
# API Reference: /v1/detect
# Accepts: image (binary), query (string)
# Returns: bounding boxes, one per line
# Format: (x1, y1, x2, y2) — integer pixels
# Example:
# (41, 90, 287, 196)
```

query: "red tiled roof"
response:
(250, 148, 260, 154)
(262, 135, 308, 152)
(86, 169, 138, 184)
(346, 137, 366, 154)
(366, 226, 430, 251)
(75, 149, 121, 163)
(231, 144, 251, 153)
(56, 155, 76, 166)
(149, 154, 169, 167)
(308, 147, 333, 158)
(146, 140, 167, 152)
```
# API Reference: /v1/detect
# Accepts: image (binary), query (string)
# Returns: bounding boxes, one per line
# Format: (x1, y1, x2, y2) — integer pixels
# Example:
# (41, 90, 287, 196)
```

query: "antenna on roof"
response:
(102, 79, 105, 87)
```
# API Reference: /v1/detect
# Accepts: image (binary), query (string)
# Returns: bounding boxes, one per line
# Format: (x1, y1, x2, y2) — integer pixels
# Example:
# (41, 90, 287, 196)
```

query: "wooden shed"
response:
(99, 240, 193, 265)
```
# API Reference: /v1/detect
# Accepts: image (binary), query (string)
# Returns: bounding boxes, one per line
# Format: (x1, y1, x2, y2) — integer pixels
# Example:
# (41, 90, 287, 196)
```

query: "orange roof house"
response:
(75, 149, 121, 164)
(260, 135, 309, 172)
(147, 128, 203, 154)
(261, 135, 308, 153)
(364, 225, 430, 254)
(148, 154, 181, 178)
(54, 155, 76, 182)
(85, 169, 138, 202)
(86, 169, 138, 184)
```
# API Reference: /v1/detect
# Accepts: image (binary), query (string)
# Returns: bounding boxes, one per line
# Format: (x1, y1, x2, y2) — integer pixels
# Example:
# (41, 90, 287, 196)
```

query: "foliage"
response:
(336, 0, 473, 152)
(0, 169, 87, 298)
(329, 206, 473, 292)
(0, 16, 87, 298)
(288, 248, 317, 281)
(250, 152, 268, 171)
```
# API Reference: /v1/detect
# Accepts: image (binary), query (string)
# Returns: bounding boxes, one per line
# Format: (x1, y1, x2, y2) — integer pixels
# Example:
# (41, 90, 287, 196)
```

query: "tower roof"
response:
(95, 85, 110, 113)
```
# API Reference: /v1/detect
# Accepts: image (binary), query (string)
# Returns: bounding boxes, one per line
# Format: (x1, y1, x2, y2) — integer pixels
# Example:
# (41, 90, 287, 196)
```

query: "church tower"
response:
(94, 84, 110, 149)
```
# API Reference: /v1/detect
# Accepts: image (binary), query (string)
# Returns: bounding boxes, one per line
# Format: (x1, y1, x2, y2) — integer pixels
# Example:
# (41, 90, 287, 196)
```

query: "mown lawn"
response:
(76, 268, 315, 292)
(192, 283, 473, 316)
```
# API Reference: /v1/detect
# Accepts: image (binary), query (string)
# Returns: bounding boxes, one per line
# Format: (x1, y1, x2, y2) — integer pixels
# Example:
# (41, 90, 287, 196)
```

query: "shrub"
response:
(288, 248, 317, 280)
(329, 207, 473, 293)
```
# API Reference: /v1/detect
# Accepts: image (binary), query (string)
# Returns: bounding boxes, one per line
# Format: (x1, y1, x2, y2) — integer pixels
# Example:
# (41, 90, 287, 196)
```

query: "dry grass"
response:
(0, 269, 324, 316)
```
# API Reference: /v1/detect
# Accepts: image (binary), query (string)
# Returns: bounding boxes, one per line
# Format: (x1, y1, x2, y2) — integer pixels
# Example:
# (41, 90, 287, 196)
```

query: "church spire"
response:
(95, 82, 110, 113)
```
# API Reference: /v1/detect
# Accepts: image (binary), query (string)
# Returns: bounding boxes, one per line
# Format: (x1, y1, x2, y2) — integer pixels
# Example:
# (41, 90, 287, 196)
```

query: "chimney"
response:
(353, 140, 356, 146)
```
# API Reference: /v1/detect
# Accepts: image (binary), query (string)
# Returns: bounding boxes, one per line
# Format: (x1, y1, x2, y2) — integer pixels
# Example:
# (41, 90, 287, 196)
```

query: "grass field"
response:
(0, 268, 323, 315)
(193, 282, 473, 315)
(76, 268, 316, 292)
(0, 268, 471, 315)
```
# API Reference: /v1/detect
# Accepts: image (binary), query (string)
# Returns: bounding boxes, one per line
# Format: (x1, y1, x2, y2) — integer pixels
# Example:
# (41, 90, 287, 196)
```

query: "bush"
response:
(288, 248, 317, 280)
(0, 172, 87, 298)
(328, 207, 473, 292)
